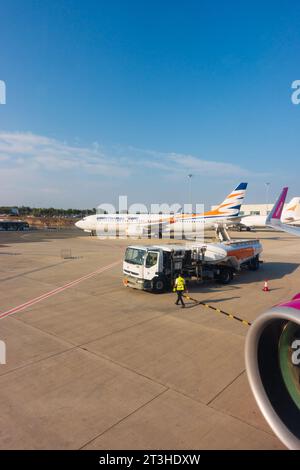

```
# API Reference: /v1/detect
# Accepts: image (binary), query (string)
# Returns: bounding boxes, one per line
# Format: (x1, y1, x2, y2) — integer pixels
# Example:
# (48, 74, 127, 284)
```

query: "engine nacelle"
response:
(245, 294, 300, 449)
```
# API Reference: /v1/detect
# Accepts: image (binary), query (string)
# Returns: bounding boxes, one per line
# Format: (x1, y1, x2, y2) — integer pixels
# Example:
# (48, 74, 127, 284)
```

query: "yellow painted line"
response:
(182, 293, 251, 327)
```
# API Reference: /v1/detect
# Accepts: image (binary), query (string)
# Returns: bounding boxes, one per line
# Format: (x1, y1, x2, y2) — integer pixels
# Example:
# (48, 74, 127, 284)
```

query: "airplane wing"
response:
(266, 186, 300, 236)
(225, 216, 242, 225)
(271, 223, 300, 236)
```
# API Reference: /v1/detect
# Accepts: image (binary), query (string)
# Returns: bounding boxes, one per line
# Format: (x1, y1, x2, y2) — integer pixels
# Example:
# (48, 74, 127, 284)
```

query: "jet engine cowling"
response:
(245, 294, 300, 449)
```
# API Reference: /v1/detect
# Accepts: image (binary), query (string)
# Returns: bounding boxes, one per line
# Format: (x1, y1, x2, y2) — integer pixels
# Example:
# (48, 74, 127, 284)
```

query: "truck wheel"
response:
(217, 269, 232, 284)
(248, 256, 260, 271)
(153, 277, 165, 293)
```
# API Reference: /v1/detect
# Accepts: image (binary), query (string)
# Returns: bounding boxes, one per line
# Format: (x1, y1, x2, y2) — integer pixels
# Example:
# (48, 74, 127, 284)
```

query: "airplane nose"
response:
(75, 220, 83, 229)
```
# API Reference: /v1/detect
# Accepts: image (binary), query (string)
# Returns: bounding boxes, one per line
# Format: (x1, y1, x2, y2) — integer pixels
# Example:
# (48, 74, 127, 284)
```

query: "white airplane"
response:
(266, 187, 300, 236)
(241, 197, 300, 229)
(75, 182, 248, 237)
(282, 197, 300, 225)
(164, 182, 247, 235)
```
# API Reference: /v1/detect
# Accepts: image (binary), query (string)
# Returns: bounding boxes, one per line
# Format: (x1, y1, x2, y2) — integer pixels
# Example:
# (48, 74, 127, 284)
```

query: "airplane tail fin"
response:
(266, 187, 288, 226)
(282, 197, 300, 222)
(211, 182, 248, 218)
(285, 197, 300, 212)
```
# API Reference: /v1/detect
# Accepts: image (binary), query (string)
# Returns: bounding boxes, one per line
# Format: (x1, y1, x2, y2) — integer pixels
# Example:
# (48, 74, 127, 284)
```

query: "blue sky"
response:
(0, 0, 300, 208)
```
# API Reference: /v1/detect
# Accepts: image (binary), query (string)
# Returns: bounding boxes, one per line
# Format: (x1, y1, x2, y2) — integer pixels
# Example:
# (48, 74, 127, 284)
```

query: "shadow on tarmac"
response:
(182, 296, 241, 309)
(184, 261, 299, 295)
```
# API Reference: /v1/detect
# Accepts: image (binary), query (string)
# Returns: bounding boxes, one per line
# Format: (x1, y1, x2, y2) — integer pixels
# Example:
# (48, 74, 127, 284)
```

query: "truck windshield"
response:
(125, 248, 146, 265)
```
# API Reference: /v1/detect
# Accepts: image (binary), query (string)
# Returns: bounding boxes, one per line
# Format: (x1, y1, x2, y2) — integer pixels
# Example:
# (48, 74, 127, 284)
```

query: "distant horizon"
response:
(0, 199, 285, 212)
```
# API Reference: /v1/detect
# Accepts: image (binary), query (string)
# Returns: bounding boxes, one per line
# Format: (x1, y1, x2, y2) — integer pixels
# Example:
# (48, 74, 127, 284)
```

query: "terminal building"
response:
(235, 204, 274, 217)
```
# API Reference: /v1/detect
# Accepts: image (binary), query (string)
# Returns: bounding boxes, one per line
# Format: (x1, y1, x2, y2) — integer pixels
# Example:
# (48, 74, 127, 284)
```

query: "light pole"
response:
(188, 174, 193, 212)
(265, 182, 270, 214)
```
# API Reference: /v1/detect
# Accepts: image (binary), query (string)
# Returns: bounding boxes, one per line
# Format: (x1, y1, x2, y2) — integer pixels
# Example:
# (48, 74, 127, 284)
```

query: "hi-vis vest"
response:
(175, 276, 185, 291)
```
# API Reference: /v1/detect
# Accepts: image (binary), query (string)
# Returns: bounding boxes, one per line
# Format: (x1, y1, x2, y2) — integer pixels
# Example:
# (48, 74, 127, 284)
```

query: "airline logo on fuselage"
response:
(97, 216, 140, 222)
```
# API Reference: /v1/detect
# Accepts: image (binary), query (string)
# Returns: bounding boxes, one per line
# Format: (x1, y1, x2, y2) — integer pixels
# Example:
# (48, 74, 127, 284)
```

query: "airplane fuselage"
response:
(242, 214, 300, 228)
(75, 182, 248, 237)
(76, 213, 237, 235)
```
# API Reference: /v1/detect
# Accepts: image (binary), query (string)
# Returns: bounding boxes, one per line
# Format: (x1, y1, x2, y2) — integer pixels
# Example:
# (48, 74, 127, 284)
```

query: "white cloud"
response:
(0, 131, 269, 207)
(126, 146, 262, 177)
(167, 153, 250, 176)
(0, 131, 258, 180)
(0, 131, 130, 178)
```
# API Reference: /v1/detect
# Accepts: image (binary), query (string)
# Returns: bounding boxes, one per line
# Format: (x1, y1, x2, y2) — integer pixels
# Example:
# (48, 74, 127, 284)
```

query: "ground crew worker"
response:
(174, 273, 186, 308)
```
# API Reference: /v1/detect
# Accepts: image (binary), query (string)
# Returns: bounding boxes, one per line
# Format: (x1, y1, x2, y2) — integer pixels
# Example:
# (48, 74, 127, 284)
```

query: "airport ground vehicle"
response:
(123, 239, 263, 293)
(231, 223, 252, 232)
(0, 220, 29, 231)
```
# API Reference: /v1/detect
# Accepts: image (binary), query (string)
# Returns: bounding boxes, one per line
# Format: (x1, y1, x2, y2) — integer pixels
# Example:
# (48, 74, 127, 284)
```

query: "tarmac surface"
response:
(0, 228, 299, 449)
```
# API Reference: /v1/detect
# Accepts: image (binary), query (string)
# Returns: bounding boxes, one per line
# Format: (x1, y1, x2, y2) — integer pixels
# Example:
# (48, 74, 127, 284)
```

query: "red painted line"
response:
(0, 260, 120, 320)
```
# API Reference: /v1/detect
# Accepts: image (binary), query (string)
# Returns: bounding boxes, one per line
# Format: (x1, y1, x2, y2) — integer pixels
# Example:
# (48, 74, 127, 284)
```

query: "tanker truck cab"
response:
(123, 245, 168, 292)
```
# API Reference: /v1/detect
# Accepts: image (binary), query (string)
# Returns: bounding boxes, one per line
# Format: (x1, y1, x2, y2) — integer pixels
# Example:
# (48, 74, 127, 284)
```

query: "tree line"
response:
(0, 206, 96, 217)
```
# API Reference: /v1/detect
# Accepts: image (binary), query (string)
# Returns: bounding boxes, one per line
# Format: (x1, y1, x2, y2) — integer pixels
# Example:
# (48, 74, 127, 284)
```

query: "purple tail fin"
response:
(266, 187, 288, 224)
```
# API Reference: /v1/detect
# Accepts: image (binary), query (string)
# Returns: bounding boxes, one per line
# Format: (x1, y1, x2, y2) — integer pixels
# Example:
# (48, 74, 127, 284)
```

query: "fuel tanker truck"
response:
(123, 239, 262, 293)
(245, 294, 300, 450)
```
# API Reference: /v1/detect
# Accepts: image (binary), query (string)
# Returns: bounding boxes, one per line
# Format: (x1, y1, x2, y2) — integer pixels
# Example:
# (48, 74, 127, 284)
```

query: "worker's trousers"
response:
(175, 290, 185, 306)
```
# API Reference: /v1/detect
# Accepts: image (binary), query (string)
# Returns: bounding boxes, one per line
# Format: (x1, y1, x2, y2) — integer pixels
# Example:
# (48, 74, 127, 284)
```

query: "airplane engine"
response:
(245, 294, 300, 449)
